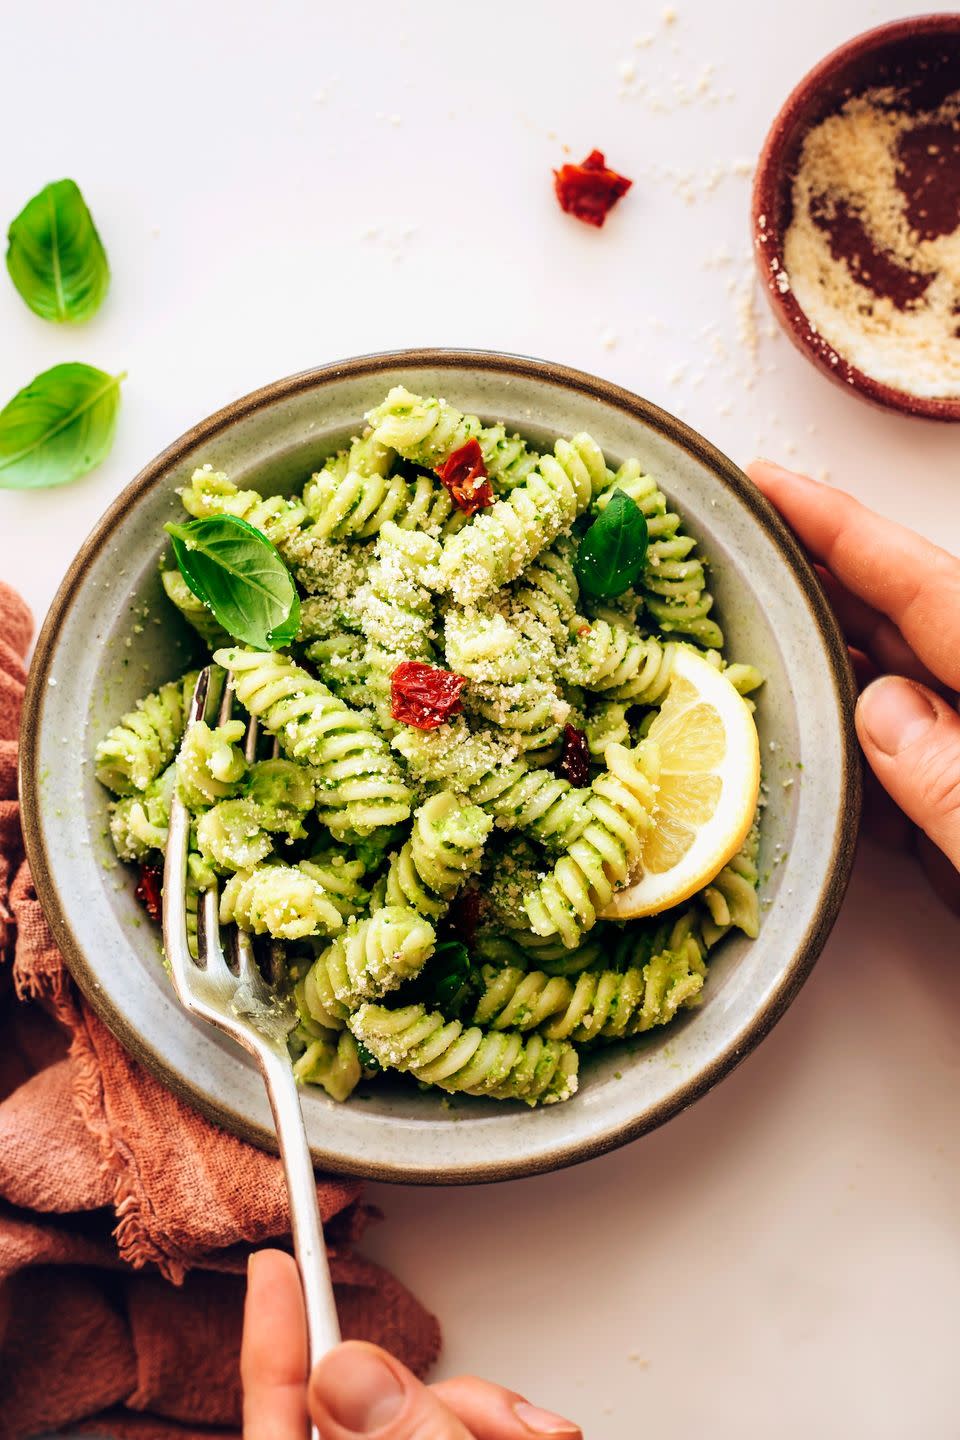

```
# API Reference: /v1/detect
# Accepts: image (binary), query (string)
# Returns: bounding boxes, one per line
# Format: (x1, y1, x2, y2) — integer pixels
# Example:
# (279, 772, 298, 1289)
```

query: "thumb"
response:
(309, 1341, 471, 1440)
(857, 676, 960, 872)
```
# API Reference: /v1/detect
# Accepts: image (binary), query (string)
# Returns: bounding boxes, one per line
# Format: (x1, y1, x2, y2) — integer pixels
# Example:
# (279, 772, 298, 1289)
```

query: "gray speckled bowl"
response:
(20, 350, 860, 1183)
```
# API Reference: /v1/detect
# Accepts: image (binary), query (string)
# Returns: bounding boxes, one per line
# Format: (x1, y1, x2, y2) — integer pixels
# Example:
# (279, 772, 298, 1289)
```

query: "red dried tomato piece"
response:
(435, 438, 493, 517)
(391, 660, 467, 730)
(557, 724, 591, 788)
(448, 884, 484, 950)
(553, 149, 633, 228)
(136, 861, 163, 922)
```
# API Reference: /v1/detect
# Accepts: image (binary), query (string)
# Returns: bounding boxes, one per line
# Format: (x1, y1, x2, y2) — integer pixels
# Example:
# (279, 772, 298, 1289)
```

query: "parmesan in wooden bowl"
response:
(753, 15, 960, 422)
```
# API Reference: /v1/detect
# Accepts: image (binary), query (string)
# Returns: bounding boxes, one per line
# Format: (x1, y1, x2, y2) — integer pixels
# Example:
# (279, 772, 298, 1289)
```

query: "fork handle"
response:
(258, 1046, 342, 1367)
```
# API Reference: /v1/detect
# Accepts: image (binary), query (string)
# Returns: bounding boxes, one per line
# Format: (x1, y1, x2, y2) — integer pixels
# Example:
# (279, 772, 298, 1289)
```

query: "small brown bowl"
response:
(752, 14, 960, 422)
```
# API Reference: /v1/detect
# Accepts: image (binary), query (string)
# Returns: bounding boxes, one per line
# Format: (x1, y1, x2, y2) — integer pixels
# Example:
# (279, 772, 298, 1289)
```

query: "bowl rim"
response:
(751, 12, 960, 423)
(19, 347, 862, 1182)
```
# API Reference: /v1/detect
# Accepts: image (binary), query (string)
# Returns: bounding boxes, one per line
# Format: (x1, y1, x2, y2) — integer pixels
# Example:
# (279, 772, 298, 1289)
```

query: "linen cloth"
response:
(0, 581, 439, 1439)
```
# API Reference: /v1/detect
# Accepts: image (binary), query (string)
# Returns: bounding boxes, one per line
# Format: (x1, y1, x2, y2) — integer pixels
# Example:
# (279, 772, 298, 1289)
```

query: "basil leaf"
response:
(0, 363, 124, 490)
(165, 514, 301, 651)
(6, 179, 109, 323)
(574, 489, 649, 598)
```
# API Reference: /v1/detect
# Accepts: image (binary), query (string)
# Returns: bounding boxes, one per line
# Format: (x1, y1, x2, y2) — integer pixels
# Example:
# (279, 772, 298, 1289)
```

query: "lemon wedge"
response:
(601, 646, 760, 919)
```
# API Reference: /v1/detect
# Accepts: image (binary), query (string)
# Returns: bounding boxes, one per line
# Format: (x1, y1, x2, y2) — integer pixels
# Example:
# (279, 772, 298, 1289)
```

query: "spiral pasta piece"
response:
(562, 620, 680, 704)
(437, 433, 609, 605)
(446, 609, 569, 758)
(584, 700, 631, 757)
(468, 759, 591, 852)
(391, 718, 520, 791)
(366, 386, 541, 492)
(96, 672, 197, 795)
(511, 537, 581, 650)
(472, 940, 706, 1041)
(109, 765, 176, 860)
(185, 850, 216, 960)
(349, 1002, 579, 1105)
(245, 759, 316, 839)
(303, 633, 369, 710)
(302, 905, 436, 1021)
(161, 569, 230, 649)
(385, 792, 492, 918)
(472, 926, 609, 977)
(178, 465, 308, 552)
(177, 719, 247, 810)
(299, 849, 370, 919)
(700, 822, 760, 944)
(292, 1029, 363, 1101)
(196, 798, 275, 872)
(360, 523, 442, 725)
(213, 647, 412, 836)
(220, 863, 344, 939)
(524, 741, 661, 947)
(302, 428, 463, 539)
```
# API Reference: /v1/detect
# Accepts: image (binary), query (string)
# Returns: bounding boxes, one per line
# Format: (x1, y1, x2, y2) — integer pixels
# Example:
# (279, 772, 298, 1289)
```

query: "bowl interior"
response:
(22, 353, 859, 1182)
(753, 15, 960, 421)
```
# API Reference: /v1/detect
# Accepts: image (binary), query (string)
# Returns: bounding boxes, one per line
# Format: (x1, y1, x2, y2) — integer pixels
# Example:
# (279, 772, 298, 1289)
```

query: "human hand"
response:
(748, 460, 960, 912)
(241, 1249, 582, 1439)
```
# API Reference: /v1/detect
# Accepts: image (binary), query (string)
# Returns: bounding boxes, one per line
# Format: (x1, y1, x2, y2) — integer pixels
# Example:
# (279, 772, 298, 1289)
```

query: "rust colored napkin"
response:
(0, 581, 440, 1439)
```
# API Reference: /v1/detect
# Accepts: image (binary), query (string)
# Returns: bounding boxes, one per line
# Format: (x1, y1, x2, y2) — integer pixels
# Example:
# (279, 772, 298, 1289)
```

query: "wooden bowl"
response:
(752, 14, 960, 422)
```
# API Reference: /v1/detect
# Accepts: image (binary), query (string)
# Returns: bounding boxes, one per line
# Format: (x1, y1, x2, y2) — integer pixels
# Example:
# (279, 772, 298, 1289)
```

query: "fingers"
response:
(914, 831, 960, 917)
(432, 1375, 582, 1438)
(309, 1341, 473, 1439)
(748, 461, 960, 690)
(241, 1249, 309, 1440)
(816, 568, 945, 692)
(857, 678, 960, 873)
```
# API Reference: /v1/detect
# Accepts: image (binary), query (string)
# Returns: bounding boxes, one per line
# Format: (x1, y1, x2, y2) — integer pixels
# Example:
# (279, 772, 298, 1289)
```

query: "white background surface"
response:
(3, 2, 960, 1436)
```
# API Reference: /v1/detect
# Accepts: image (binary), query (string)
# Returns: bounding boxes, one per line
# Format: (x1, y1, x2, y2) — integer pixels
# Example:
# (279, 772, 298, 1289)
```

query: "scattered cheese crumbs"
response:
(600, 328, 619, 350)
(48, 677, 57, 686)
(619, 58, 637, 83)
(662, 5, 677, 21)
(782, 87, 960, 397)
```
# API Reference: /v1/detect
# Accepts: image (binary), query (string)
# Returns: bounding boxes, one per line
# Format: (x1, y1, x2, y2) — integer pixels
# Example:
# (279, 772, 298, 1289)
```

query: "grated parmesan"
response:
(781, 86, 960, 398)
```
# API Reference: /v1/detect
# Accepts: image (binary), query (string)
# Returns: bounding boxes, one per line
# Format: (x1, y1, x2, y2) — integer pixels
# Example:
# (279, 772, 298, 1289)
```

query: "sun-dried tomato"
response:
(435, 439, 493, 517)
(448, 884, 484, 950)
(557, 724, 591, 788)
(136, 861, 163, 922)
(391, 661, 467, 730)
(553, 149, 633, 228)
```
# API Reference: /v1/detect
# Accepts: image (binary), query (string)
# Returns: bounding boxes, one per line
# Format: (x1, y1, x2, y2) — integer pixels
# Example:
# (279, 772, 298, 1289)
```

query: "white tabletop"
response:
(4, 1, 959, 1435)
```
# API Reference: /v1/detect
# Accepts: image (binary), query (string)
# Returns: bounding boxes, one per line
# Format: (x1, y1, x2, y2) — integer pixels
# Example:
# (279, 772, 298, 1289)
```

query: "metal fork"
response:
(162, 665, 341, 1371)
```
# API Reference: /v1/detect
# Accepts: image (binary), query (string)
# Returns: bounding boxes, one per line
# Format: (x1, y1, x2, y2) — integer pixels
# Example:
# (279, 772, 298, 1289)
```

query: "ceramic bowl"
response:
(752, 14, 960, 421)
(20, 350, 860, 1183)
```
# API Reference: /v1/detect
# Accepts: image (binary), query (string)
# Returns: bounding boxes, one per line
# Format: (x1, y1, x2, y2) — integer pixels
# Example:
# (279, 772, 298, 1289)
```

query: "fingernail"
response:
(858, 677, 937, 756)
(311, 1343, 406, 1434)
(514, 1400, 581, 1435)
